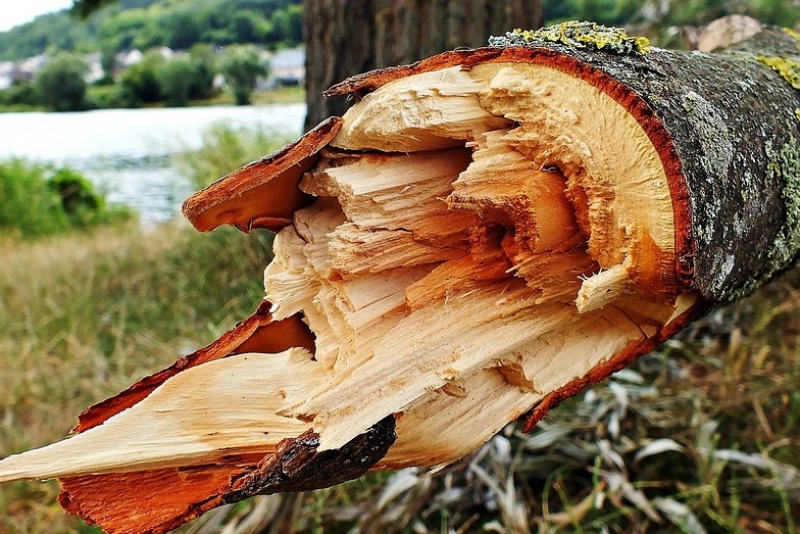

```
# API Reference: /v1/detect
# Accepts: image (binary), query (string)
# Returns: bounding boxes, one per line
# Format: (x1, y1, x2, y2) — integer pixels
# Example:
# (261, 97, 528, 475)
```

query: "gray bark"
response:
(507, 29, 800, 302)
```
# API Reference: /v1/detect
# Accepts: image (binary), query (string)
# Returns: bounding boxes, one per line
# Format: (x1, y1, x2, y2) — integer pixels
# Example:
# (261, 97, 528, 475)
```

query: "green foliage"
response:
(99, 46, 117, 83)
(221, 45, 268, 105)
(160, 7, 203, 50)
(156, 55, 197, 106)
(0, 0, 303, 62)
(187, 44, 218, 100)
(0, 12, 93, 61)
(48, 168, 132, 228)
(0, 80, 39, 108)
(35, 53, 89, 112)
(175, 122, 292, 190)
(541, 0, 800, 28)
(96, 8, 151, 53)
(85, 83, 127, 108)
(0, 160, 69, 239)
(120, 50, 164, 105)
(749, 0, 800, 25)
(0, 160, 132, 240)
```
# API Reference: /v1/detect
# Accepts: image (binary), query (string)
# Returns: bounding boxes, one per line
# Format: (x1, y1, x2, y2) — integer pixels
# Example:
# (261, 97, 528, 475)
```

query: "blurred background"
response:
(0, 1, 799, 533)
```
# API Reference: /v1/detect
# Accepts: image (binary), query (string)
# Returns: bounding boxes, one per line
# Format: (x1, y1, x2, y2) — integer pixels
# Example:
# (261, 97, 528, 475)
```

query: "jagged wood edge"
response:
(59, 417, 396, 534)
(326, 36, 800, 303)
(72, 301, 314, 433)
(182, 116, 342, 233)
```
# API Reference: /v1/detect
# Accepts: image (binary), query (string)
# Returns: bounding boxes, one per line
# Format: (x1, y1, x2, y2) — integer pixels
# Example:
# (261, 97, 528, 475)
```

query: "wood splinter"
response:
(3, 22, 800, 534)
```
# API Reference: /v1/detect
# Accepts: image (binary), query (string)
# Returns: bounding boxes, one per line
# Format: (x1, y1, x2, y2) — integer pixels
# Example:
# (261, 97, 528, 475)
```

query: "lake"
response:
(0, 104, 306, 222)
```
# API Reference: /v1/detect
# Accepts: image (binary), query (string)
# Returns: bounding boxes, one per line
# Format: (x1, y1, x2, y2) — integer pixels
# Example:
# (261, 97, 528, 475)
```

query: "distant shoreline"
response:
(0, 86, 304, 114)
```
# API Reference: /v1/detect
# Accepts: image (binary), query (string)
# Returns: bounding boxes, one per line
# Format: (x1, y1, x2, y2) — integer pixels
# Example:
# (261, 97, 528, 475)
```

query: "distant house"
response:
(16, 54, 47, 82)
(85, 52, 104, 83)
(117, 49, 143, 67)
(0, 61, 14, 90)
(154, 47, 174, 60)
(267, 47, 305, 88)
(116, 47, 174, 70)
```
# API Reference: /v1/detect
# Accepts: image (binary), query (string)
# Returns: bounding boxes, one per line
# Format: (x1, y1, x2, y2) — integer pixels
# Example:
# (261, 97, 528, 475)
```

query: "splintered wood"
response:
(0, 62, 687, 483)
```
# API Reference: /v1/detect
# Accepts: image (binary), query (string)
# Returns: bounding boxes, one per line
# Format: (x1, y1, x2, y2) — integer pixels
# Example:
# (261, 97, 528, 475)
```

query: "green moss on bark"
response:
(729, 136, 800, 301)
(757, 55, 800, 89)
(772, 137, 800, 261)
(489, 22, 650, 55)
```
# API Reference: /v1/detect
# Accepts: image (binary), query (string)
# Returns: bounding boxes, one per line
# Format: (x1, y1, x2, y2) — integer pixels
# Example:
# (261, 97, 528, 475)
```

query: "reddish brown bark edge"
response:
(522, 299, 712, 432)
(59, 417, 396, 534)
(73, 302, 315, 433)
(325, 46, 696, 299)
(181, 116, 342, 233)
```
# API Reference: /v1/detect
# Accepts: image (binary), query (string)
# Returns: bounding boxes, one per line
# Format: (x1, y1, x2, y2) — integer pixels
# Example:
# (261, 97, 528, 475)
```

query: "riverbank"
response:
(0, 223, 272, 533)
(0, 85, 304, 114)
(0, 103, 305, 223)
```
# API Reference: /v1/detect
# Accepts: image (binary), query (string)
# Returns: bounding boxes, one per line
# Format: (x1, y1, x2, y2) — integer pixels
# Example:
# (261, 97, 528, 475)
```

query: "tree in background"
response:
(156, 55, 196, 106)
(120, 50, 164, 105)
(187, 44, 218, 101)
(221, 45, 269, 105)
(160, 7, 202, 50)
(35, 52, 89, 111)
(99, 45, 117, 84)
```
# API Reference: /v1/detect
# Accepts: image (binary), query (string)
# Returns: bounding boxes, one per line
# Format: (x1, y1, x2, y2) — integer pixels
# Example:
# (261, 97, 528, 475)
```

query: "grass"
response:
(197, 86, 306, 107)
(176, 273, 800, 533)
(0, 120, 798, 532)
(173, 122, 294, 191)
(0, 223, 273, 533)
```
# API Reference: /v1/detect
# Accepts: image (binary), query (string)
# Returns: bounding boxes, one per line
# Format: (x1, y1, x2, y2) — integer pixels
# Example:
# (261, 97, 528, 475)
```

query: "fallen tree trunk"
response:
(3, 22, 800, 534)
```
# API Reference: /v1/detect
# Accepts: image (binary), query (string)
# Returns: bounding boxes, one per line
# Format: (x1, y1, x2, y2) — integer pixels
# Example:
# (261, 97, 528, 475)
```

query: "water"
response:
(0, 104, 306, 222)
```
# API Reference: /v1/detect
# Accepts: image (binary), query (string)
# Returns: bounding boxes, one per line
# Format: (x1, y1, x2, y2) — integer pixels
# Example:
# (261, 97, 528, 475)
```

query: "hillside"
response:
(0, 0, 301, 61)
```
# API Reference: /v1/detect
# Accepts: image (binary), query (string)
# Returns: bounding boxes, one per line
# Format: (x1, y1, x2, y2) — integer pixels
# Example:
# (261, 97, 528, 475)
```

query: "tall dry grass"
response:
(1, 121, 798, 533)
(0, 223, 272, 533)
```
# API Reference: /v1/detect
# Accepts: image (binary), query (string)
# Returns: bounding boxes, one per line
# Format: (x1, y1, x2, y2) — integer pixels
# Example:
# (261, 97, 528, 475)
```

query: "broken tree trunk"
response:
(3, 22, 800, 534)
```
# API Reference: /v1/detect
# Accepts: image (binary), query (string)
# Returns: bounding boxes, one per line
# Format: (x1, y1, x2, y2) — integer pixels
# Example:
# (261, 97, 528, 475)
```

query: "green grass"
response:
(173, 122, 294, 191)
(0, 219, 798, 534)
(0, 121, 798, 532)
(0, 223, 272, 533)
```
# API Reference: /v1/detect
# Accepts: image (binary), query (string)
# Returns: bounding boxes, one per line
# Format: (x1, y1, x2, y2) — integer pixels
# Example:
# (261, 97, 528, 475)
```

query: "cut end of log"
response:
(0, 47, 712, 534)
(264, 60, 690, 456)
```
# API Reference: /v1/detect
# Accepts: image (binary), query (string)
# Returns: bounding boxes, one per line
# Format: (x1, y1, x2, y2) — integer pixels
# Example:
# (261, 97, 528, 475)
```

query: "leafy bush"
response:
(156, 55, 197, 106)
(86, 83, 127, 108)
(187, 44, 218, 101)
(35, 53, 89, 112)
(48, 168, 131, 228)
(221, 45, 269, 106)
(0, 160, 133, 240)
(174, 123, 292, 190)
(0, 80, 39, 109)
(120, 50, 164, 106)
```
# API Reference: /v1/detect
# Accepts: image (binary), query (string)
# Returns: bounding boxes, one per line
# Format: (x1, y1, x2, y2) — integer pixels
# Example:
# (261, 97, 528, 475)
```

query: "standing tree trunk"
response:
(303, 0, 544, 129)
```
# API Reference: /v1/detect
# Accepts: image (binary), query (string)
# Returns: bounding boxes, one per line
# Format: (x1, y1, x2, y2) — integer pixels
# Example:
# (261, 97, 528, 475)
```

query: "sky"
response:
(0, 0, 74, 32)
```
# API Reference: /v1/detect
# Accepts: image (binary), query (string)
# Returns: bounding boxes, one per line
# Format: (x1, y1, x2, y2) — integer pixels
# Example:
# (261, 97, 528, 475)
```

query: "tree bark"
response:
(302, 0, 544, 129)
(325, 26, 800, 304)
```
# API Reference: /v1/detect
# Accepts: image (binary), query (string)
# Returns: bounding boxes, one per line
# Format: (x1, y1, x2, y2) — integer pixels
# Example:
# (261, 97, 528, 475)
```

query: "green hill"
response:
(0, 0, 301, 61)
